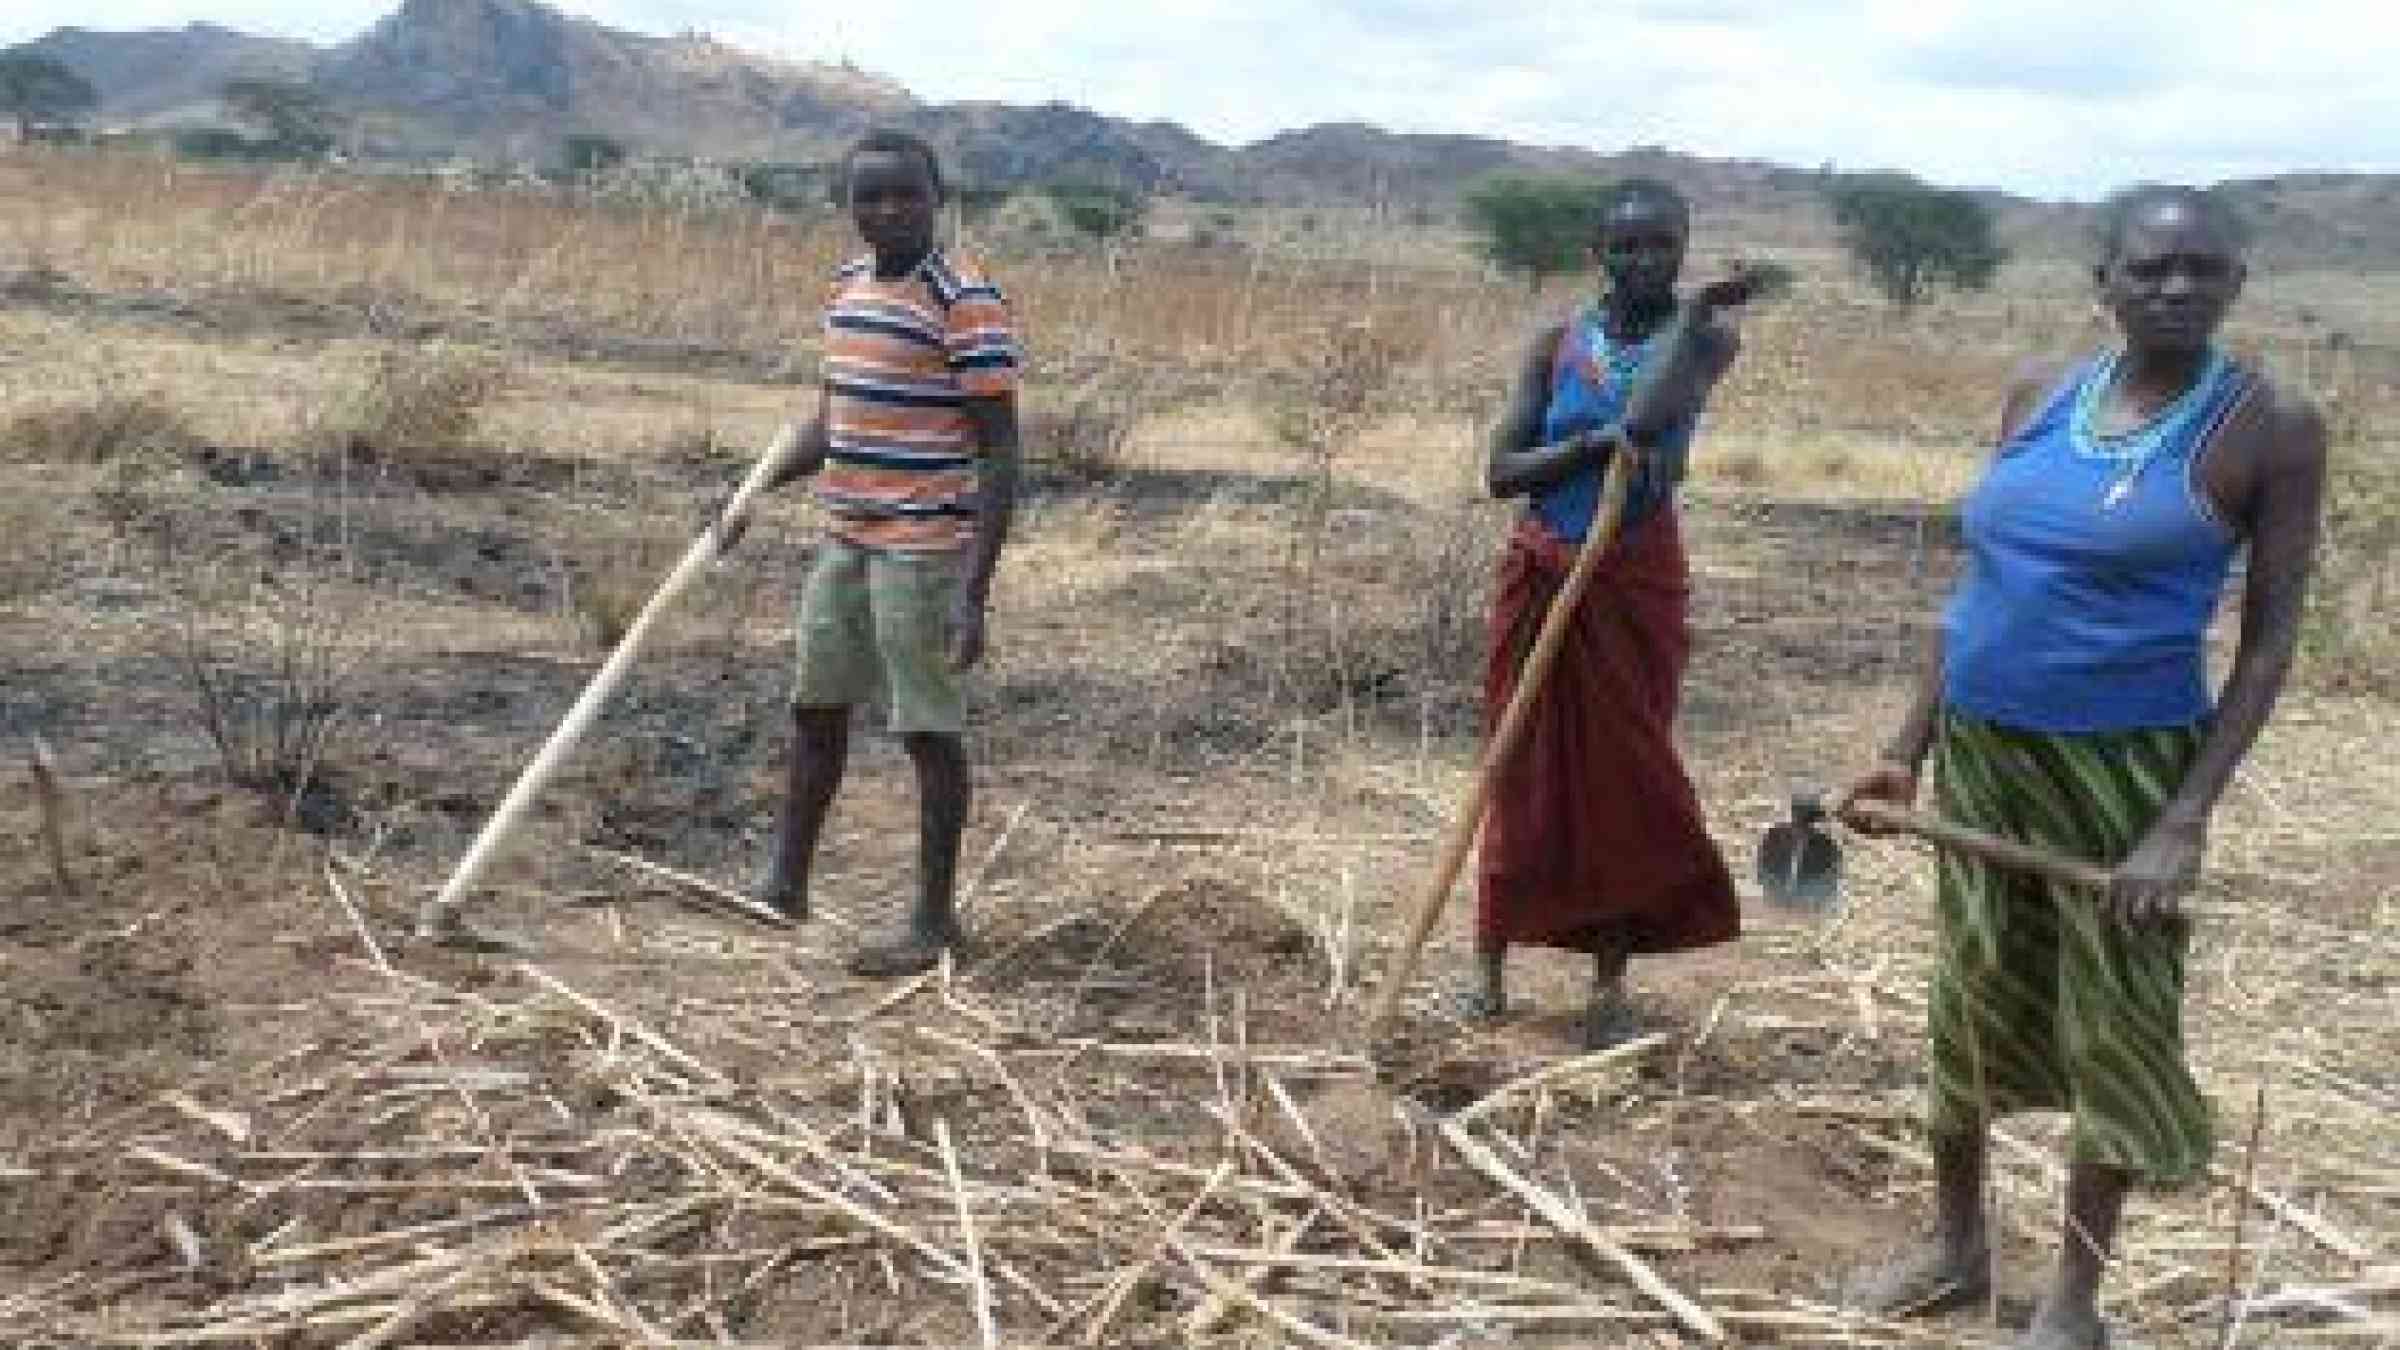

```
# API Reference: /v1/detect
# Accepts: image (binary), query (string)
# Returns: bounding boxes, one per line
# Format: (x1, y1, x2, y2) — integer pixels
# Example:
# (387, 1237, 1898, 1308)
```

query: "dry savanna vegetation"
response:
(2, 148, 2396, 1347)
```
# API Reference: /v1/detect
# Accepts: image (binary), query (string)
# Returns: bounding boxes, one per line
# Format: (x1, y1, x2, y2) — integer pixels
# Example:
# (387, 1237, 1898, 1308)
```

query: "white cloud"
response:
(3, 0, 2395, 199)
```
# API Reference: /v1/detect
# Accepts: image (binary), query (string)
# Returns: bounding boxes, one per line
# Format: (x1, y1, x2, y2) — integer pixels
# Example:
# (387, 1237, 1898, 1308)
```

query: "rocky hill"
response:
(18, 22, 313, 126)
(14, 0, 2398, 268)
(311, 0, 910, 162)
(2213, 174, 2400, 270)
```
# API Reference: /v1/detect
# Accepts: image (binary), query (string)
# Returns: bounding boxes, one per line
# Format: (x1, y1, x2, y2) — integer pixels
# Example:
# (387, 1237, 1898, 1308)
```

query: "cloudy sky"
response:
(5, 0, 2394, 200)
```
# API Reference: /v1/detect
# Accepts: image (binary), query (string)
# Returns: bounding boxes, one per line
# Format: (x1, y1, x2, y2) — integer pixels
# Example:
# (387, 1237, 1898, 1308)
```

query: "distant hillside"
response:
(2214, 175, 2400, 270)
(15, 0, 2400, 269)
(18, 22, 312, 127)
(910, 101, 1196, 198)
(312, 0, 910, 162)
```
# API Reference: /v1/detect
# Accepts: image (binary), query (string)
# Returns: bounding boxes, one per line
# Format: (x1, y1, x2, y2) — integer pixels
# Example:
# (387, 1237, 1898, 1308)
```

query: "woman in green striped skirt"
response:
(1838, 186, 2329, 1349)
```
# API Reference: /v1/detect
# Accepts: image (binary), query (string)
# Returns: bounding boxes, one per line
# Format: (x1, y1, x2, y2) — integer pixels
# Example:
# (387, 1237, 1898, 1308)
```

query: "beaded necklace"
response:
(2069, 345, 2227, 511)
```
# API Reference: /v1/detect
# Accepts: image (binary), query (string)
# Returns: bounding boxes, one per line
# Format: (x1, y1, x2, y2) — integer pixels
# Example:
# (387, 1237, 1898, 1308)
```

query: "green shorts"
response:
(1924, 710, 2214, 1186)
(790, 537, 967, 736)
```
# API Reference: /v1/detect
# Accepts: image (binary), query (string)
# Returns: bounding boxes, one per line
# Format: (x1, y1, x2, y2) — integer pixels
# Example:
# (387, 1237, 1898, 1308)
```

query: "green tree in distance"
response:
(0, 51, 100, 140)
(1461, 173, 1609, 291)
(1825, 172, 2008, 307)
(220, 77, 336, 157)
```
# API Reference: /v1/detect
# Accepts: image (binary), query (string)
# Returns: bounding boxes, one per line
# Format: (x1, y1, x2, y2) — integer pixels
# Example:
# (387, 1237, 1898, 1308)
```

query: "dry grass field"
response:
(2, 148, 2396, 1347)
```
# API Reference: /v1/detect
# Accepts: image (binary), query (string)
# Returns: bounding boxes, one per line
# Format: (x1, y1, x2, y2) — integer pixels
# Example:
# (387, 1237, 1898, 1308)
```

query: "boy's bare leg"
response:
(754, 705, 850, 920)
(847, 731, 968, 976)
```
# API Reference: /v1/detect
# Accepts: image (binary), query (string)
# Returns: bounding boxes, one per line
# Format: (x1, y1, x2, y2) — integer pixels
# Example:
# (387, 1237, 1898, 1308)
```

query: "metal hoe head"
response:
(1755, 790, 1843, 915)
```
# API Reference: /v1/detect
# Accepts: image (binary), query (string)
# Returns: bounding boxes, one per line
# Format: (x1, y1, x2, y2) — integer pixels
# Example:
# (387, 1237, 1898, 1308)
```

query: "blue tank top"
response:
(1531, 308, 1698, 543)
(1941, 349, 2252, 733)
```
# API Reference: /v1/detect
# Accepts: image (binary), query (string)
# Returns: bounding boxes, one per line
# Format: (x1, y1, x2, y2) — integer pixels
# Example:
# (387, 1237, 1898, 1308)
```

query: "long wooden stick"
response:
(517, 960, 729, 1089)
(2220, 1082, 2269, 1350)
(1080, 1160, 1233, 1344)
(1167, 1241, 1379, 1350)
(586, 846, 796, 929)
(1850, 798, 2114, 891)
(1363, 449, 1631, 1040)
(28, 737, 74, 898)
(1427, 1110, 1725, 1343)
(935, 1119, 998, 1350)
(1182, 1206, 1321, 1337)
(1450, 1032, 1668, 1125)
(417, 424, 801, 939)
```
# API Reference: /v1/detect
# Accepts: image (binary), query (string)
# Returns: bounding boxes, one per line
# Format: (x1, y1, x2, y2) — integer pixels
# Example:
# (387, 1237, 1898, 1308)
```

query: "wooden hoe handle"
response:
(418, 424, 803, 938)
(1848, 798, 2116, 892)
(1363, 451, 1633, 1041)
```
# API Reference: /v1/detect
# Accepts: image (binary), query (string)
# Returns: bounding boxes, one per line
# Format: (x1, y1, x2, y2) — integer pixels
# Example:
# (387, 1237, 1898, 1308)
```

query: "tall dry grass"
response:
(1, 383, 198, 464)
(304, 342, 508, 462)
(0, 153, 844, 350)
(5, 146, 2396, 710)
(10, 150, 2395, 447)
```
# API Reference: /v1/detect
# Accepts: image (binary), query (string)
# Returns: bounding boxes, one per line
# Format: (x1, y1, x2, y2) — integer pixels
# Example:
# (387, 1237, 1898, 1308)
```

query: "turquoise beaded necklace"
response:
(2069, 345, 2228, 511)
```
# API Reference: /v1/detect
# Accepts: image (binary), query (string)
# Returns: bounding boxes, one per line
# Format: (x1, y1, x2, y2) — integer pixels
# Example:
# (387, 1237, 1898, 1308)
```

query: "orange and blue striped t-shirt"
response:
(813, 248, 1021, 553)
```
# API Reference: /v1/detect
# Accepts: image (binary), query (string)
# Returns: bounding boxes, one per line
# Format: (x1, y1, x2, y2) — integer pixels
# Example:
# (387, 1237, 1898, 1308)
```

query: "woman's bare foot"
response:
(2016, 1293, 2107, 1348)
(1451, 983, 1506, 1021)
(1582, 945, 1641, 1048)
(1451, 947, 1508, 1021)
(847, 922, 960, 977)
(751, 866, 807, 923)
(1581, 990, 1650, 1049)
(1843, 1241, 1991, 1318)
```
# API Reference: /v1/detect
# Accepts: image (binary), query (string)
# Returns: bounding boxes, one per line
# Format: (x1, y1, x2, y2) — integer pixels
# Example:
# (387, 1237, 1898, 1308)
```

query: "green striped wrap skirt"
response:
(1925, 710, 2214, 1186)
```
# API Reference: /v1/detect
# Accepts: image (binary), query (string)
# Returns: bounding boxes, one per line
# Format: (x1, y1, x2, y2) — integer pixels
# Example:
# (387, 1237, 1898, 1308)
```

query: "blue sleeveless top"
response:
(1531, 308, 1698, 544)
(1941, 349, 2252, 733)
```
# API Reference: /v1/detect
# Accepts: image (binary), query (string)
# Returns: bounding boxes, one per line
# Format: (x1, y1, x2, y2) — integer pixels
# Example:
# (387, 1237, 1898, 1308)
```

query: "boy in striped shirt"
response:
(716, 129, 1021, 977)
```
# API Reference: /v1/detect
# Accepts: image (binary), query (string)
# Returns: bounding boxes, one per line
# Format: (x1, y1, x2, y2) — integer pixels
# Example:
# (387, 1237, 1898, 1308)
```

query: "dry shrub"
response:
(1268, 317, 1420, 586)
(177, 569, 363, 811)
(1708, 445, 1771, 485)
(148, 489, 379, 821)
(1023, 381, 1145, 480)
(0, 488, 69, 605)
(1, 387, 197, 464)
(1806, 441, 1858, 483)
(89, 442, 196, 545)
(659, 421, 732, 464)
(1401, 497, 1500, 685)
(1259, 318, 1419, 715)
(566, 516, 688, 651)
(306, 343, 507, 463)
(2304, 439, 2400, 697)
(1267, 318, 1417, 470)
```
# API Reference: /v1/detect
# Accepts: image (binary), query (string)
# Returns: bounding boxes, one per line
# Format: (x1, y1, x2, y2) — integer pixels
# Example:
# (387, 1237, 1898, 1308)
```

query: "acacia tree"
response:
(955, 184, 1011, 223)
(1041, 181, 1146, 244)
(220, 77, 336, 157)
(0, 52, 99, 140)
(563, 132, 628, 175)
(1826, 173, 2008, 307)
(1462, 173, 1609, 290)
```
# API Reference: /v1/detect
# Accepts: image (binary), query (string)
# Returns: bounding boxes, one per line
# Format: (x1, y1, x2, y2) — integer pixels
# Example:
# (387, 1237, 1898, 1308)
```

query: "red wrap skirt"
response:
(1475, 511, 1740, 957)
